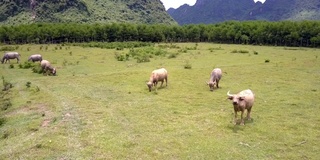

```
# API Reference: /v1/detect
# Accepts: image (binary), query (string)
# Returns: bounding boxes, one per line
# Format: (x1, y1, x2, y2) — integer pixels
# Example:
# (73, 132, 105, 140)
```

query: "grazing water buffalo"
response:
(207, 68, 222, 91)
(1, 52, 20, 64)
(41, 60, 56, 76)
(28, 54, 42, 62)
(147, 68, 168, 92)
(227, 89, 255, 125)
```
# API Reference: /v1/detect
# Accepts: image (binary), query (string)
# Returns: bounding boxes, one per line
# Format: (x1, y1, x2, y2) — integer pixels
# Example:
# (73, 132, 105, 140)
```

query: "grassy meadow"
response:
(0, 43, 319, 159)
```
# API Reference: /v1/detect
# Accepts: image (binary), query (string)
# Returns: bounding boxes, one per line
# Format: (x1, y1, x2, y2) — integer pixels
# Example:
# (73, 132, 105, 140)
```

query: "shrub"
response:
(136, 54, 150, 63)
(265, 59, 270, 63)
(209, 47, 223, 52)
(26, 82, 31, 88)
(178, 48, 188, 53)
(19, 61, 35, 69)
(9, 64, 14, 69)
(184, 61, 192, 69)
(32, 65, 43, 74)
(168, 53, 178, 59)
(115, 53, 129, 61)
(253, 51, 259, 55)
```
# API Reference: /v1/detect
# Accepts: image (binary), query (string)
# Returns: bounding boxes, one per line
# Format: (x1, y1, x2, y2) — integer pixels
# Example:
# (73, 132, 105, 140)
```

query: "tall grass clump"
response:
(1, 76, 13, 91)
(0, 98, 11, 111)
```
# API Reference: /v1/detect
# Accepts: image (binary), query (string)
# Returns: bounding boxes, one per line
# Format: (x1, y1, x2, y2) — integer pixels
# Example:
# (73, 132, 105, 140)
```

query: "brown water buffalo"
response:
(1, 52, 20, 64)
(28, 54, 42, 62)
(207, 68, 222, 91)
(146, 68, 168, 92)
(227, 89, 255, 125)
(41, 60, 56, 76)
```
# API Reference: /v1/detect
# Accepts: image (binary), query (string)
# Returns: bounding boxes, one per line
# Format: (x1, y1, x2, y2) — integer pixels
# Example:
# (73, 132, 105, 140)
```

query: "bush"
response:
(32, 65, 43, 74)
(115, 53, 129, 61)
(168, 53, 178, 59)
(19, 61, 36, 69)
(184, 61, 192, 69)
(26, 82, 31, 88)
(136, 55, 150, 63)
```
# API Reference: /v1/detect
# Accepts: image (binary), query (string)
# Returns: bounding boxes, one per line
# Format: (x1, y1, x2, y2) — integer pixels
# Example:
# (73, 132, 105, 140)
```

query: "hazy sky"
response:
(161, 0, 266, 10)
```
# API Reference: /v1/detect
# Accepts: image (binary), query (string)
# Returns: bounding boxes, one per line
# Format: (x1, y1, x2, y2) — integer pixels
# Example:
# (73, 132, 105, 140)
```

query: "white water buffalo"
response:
(41, 60, 56, 76)
(1, 52, 21, 64)
(146, 68, 168, 92)
(207, 68, 222, 91)
(227, 89, 255, 125)
(28, 54, 42, 62)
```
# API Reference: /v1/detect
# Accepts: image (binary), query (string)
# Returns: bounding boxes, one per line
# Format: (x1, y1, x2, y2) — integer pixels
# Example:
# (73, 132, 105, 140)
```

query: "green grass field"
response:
(0, 43, 319, 159)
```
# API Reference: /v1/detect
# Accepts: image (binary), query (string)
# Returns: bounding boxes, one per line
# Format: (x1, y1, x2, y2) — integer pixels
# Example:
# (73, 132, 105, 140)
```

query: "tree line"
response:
(0, 20, 319, 47)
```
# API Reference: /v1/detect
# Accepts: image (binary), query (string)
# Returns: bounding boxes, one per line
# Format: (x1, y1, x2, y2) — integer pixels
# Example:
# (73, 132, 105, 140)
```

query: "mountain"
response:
(169, 0, 320, 25)
(0, 0, 177, 25)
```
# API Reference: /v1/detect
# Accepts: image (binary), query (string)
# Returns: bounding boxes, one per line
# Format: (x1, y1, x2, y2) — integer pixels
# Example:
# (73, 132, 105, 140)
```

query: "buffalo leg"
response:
(246, 108, 252, 121)
(233, 110, 238, 125)
(154, 82, 158, 91)
(160, 80, 164, 87)
(240, 111, 245, 125)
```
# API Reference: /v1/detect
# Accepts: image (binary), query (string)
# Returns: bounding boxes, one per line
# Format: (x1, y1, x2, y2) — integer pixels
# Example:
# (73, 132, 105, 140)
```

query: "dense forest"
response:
(0, 21, 320, 47)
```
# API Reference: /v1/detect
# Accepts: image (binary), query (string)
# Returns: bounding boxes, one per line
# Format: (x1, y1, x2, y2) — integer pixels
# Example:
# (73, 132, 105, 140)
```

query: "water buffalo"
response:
(1, 52, 20, 64)
(28, 54, 42, 62)
(207, 68, 222, 91)
(146, 68, 168, 92)
(41, 60, 56, 76)
(227, 89, 255, 125)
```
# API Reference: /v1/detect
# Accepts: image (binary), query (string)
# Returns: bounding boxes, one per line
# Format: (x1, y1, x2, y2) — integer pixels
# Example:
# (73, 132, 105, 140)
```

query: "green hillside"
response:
(0, 0, 177, 25)
(168, 0, 320, 25)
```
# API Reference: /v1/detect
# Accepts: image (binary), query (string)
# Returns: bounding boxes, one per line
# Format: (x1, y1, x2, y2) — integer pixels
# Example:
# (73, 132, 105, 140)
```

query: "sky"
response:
(161, 0, 266, 10)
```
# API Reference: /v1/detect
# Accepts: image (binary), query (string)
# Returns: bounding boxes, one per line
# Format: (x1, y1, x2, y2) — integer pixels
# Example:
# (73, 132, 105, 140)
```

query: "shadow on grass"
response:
(228, 118, 254, 133)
